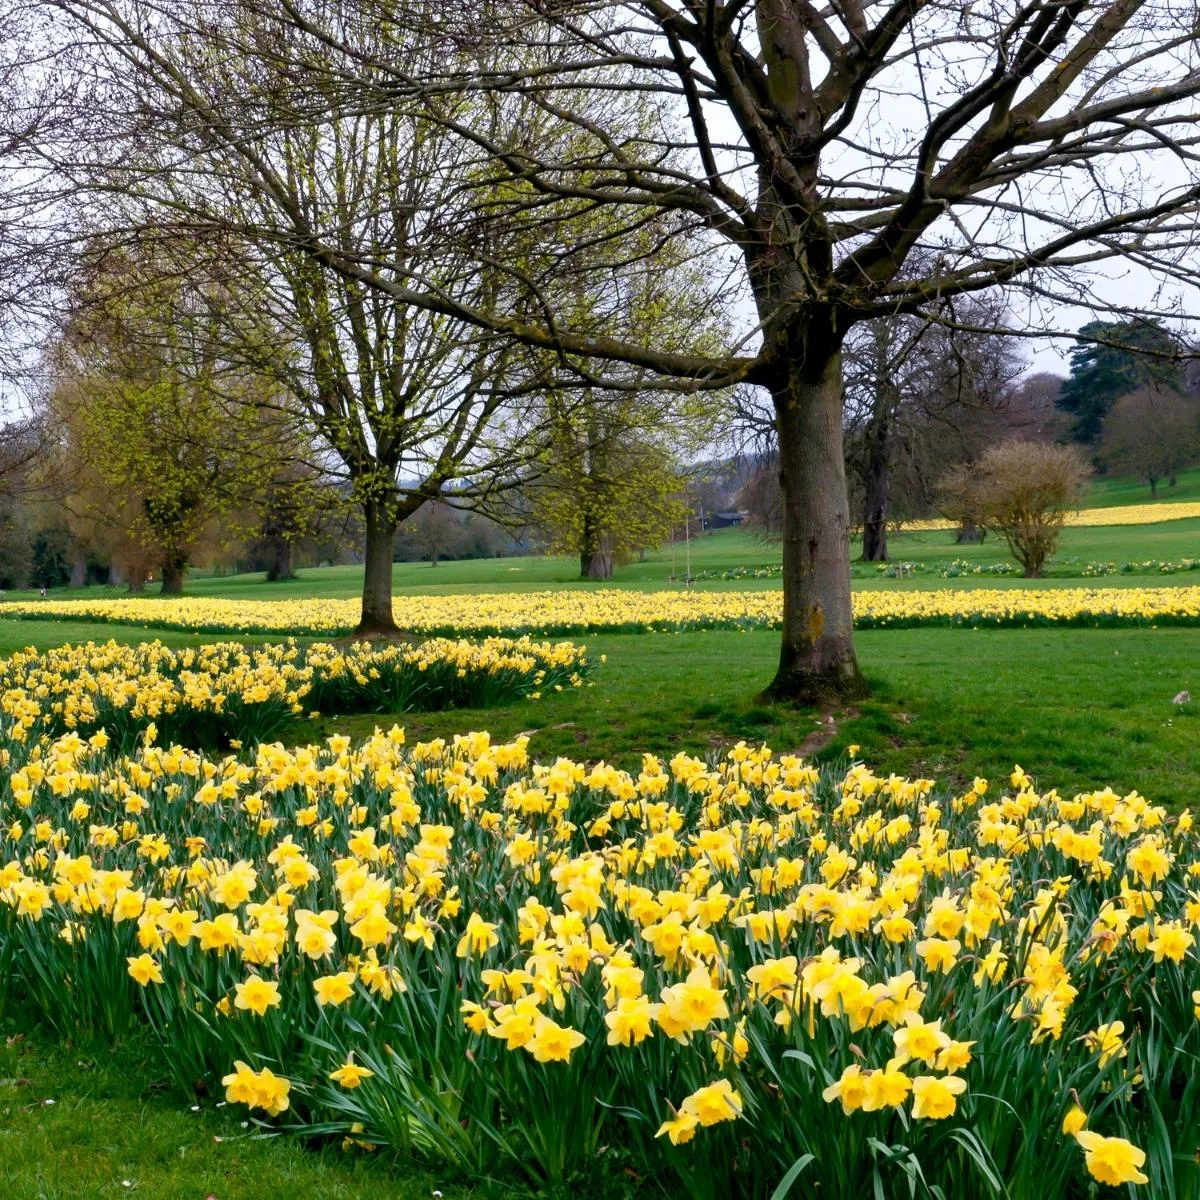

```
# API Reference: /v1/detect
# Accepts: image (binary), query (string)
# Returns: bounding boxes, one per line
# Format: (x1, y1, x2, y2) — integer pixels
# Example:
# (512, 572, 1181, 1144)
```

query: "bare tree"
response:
(17, 0, 1200, 695)
(938, 440, 1089, 576)
(1103, 386, 1200, 496)
(18, 0, 738, 632)
(843, 295, 1022, 561)
(1000, 373, 1069, 443)
(403, 500, 469, 567)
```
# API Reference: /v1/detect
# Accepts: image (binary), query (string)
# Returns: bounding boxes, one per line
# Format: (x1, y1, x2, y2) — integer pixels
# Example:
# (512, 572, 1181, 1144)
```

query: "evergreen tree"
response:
(1057, 321, 1183, 444)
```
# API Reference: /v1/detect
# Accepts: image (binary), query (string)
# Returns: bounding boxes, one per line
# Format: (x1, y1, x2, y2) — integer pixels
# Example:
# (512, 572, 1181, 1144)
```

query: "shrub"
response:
(938, 441, 1089, 577)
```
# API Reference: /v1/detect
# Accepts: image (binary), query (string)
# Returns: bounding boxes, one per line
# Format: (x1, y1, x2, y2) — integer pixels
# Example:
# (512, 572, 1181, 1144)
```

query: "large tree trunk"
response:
(766, 347, 867, 704)
(263, 532, 295, 582)
(583, 545, 613, 580)
(860, 412, 891, 562)
(160, 559, 185, 595)
(357, 501, 398, 635)
(70, 549, 87, 588)
(122, 561, 146, 593)
(579, 515, 613, 580)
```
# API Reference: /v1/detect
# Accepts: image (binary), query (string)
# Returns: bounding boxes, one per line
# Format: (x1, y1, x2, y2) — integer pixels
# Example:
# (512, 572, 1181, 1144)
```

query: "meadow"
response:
(1, 488, 1198, 1200)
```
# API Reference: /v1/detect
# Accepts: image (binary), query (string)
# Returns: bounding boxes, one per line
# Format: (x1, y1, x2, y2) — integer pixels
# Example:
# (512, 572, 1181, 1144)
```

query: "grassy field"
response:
(0, 619, 1194, 805)
(3, 516, 1199, 605)
(2, 485, 1199, 1199)
(1084, 463, 1200, 506)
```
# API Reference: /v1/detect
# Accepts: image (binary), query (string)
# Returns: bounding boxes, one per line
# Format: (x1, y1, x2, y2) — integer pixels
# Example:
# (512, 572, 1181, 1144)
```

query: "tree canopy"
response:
(1057, 321, 1185, 444)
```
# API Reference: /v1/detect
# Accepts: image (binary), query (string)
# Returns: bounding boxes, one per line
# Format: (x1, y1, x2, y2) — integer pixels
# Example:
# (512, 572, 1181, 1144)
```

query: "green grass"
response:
(1084, 463, 1200, 506)
(2, 618, 1194, 807)
(298, 626, 1200, 809)
(0, 1019, 502, 1200)
(4, 514, 1200, 605)
(0, 620, 260, 656)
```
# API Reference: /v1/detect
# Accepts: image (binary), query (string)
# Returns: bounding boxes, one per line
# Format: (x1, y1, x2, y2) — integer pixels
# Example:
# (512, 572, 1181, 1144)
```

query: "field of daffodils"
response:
(1, 637, 1196, 1196)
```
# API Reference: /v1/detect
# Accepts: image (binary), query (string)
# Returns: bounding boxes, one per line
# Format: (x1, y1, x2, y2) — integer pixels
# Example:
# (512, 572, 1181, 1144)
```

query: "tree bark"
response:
(579, 515, 613, 580)
(860, 411, 891, 562)
(70, 549, 87, 588)
(264, 532, 295, 582)
(160, 559, 185, 594)
(766, 346, 867, 703)
(123, 561, 146, 593)
(583, 541, 613, 580)
(357, 501, 398, 634)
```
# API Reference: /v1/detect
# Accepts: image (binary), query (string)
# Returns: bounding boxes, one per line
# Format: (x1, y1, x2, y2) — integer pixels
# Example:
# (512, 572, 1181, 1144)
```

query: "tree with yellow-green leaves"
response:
(530, 394, 687, 580)
(48, 254, 323, 593)
(23, 1, 740, 632)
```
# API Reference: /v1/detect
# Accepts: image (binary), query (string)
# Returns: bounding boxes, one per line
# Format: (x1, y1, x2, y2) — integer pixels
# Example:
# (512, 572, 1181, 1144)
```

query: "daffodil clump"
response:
(0, 638, 592, 750)
(7, 584, 1200, 639)
(1, 719, 1197, 1198)
(906, 500, 1200, 531)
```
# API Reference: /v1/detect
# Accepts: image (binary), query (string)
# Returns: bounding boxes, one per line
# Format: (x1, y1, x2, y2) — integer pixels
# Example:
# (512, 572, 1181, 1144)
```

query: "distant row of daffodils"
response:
(1, 712, 1196, 1195)
(907, 500, 1200, 531)
(5, 586, 1200, 638)
(0, 637, 592, 751)
(703, 557, 1200, 581)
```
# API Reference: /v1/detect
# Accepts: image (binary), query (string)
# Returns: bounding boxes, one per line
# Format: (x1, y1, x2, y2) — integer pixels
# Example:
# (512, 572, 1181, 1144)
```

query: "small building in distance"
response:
(704, 510, 747, 530)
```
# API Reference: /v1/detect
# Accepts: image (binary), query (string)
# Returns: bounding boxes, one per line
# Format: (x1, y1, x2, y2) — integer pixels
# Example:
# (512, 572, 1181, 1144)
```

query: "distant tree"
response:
(405, 501, 468, 567)
(0, 494, 33, 587)
(1103, 388, 1200, 497)
(30, 525, 71, 589)
(938, 441, 1089, 577)
(843, 299, 1022, 562)
(531, 396, 687, 580)
(1057, 322, 1184, 444)
(243, 408, 336, 583)
(1001, 375, 1069, 443)
(47, 253, 323, 594)
(737, 455, 783, 541)
(459, 513, 510, 560)
(53, 338, 259, 595)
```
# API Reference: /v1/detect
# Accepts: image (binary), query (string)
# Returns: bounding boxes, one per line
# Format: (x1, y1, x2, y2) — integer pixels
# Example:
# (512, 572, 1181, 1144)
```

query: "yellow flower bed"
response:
(907, 500, 1200, 531)
(5, 585, 1200, 638)
(0, 637, 592, 750)
(1, 722, 1196, 1195)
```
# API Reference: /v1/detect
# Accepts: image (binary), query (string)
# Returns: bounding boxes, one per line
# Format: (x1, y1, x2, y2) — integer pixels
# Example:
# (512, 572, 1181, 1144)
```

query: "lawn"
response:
(4, 516, 1199, 606)
(1084, 463, 1200, 506)
(0, 619, 1194, 805)
(2, 500, 1199, 1199)
(0, 1019, 498, 1200)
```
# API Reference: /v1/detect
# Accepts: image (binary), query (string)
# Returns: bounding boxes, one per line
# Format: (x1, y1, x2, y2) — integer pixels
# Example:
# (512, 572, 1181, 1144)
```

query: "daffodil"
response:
(234, 974, 282, 1017)
(911, 1075, 967, 1120)
(329, 1059, 374, 1089)
(1075, 1132, 1149, 1186)
(126, 952, 163, 986)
